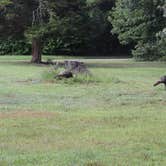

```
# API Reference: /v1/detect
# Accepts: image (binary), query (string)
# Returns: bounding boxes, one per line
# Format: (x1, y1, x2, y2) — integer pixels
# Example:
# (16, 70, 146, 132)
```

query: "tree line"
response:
(0, 0, 165, 63)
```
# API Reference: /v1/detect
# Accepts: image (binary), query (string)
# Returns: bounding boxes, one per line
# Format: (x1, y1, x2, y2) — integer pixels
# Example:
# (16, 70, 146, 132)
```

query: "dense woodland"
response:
(0, 0, 165, 63)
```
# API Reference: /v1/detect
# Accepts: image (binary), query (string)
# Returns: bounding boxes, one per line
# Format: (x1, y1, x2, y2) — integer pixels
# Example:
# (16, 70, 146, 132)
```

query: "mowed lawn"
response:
(0, 56, 166, 166)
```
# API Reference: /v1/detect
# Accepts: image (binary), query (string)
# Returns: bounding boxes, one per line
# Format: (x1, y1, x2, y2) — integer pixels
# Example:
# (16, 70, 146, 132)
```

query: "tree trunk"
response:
(31, 38, 42, 63)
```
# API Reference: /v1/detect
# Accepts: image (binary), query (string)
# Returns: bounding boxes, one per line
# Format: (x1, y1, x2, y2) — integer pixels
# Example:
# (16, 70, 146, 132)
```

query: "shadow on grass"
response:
(0, 61, 49, 67)
(0, 60, 166, 68)
(87, 62, 166, 68)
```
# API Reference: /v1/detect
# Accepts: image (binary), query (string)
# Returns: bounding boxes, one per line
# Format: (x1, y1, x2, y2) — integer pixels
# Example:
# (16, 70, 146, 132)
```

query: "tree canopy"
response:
(0, 0, 165, 62)
(110, 0, 166, 60)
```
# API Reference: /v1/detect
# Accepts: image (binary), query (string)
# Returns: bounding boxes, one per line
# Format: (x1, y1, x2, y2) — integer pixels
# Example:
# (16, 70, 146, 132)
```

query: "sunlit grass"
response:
(0, 56, 166, 166)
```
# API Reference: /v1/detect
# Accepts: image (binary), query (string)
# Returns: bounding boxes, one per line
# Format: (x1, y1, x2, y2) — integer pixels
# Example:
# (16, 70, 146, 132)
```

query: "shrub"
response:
(0, 39, 31, 55)
(42, 38, 62, 55)
(157, 28, 166, 60)
(132, 42, 160, 61)
(41, 66, 97, 84)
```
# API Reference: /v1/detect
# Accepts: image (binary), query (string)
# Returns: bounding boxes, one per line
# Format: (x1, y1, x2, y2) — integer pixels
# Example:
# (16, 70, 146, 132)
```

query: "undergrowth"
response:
(41, 66, 99, 84)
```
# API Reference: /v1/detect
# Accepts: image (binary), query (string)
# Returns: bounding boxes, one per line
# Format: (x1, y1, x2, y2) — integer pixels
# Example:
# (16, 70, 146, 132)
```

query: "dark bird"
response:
(154, 76, 166, 89)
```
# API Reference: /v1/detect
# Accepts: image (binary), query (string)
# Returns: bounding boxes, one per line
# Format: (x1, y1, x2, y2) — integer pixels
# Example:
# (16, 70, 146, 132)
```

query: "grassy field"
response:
(0, 56, 166, 166)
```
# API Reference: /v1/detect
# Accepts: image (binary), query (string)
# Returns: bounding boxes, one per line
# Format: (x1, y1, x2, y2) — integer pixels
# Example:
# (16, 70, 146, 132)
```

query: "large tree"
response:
(109, 0, 166, 60)
(1, 0, 125, 60)
(0, 0, 52, 63)
(53, 0, 119, 55)
(26, 0, 50, 63)
(0, 0, 39, 59)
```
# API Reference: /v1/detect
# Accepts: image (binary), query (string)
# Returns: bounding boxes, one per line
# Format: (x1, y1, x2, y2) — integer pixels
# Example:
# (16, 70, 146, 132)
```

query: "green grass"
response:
(0, 56, 166, 166)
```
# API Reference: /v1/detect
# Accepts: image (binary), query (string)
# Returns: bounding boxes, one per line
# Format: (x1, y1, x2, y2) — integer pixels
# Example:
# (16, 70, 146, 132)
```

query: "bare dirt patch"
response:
(0, 111, 58, 119)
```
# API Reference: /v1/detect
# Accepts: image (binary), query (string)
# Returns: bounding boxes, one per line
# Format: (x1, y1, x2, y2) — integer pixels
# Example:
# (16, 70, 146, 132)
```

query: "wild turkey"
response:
(154, 76, 166, 89)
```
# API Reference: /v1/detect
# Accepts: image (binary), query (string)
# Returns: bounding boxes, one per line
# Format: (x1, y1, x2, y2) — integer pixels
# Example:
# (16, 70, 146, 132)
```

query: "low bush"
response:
(133, 42, 160, 61)
(0, 39, 31, 55)
(41, 66, 97, 84)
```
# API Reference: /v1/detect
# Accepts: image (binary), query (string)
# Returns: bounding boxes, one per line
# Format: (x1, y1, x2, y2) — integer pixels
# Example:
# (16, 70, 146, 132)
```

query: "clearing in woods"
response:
(0, 56, 166, 166)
